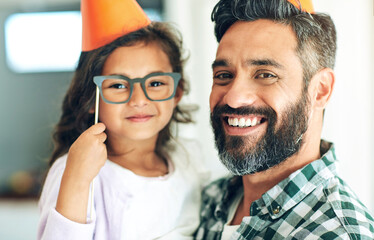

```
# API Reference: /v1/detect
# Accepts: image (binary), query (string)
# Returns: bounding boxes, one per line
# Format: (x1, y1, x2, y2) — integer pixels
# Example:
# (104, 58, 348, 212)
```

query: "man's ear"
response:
(310, 68, 335, 110)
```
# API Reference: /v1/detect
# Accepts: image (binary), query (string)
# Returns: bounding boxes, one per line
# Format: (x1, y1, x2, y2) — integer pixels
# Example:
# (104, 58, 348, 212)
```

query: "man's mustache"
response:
(211, 104, 277, 120)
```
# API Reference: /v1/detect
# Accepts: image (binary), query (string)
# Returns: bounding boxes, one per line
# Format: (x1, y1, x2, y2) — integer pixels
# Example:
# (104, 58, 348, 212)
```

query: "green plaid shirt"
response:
(195, 141, 374, 239)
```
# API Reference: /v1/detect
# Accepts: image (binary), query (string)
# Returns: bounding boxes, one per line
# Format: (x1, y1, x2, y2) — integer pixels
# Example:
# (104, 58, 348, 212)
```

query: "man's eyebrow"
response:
(212, 59, 229, 69)
(212, 58, 285, 70)
(247, 59, 285, 69)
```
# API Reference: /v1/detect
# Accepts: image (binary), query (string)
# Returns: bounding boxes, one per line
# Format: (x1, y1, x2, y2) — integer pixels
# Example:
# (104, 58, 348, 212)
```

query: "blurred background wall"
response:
(0, 0, 373, 239)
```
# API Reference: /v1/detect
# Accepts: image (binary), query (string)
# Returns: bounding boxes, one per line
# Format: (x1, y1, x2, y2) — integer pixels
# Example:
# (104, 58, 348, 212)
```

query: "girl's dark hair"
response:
(211, 0, 337, 87)
(49, 22, 193, 165)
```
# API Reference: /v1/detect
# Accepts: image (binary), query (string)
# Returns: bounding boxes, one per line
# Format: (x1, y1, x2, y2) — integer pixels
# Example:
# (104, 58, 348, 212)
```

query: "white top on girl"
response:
(38, 138, 208, 240)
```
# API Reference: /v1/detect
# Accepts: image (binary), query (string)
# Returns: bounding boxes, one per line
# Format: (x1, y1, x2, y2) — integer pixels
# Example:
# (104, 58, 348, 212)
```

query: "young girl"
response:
(37, 21, 207, 239)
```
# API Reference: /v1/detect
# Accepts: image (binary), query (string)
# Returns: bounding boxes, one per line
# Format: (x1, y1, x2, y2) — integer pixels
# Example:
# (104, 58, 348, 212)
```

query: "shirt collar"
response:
(258, 140, 337, 219)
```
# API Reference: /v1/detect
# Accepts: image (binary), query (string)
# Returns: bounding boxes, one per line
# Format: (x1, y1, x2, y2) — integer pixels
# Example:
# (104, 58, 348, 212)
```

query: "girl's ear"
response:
(173, 87, 183, 105)
(310, 68, 335, 110)
(89, 104, 96, 114)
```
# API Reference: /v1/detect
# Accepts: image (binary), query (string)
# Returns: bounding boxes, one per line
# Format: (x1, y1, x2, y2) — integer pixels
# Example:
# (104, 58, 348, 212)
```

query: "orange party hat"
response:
(81, 0, 151, 51)
(287, 0, 314, 13)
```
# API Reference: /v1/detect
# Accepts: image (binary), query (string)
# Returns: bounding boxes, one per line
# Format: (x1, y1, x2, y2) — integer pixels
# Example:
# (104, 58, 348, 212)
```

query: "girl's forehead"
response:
(102, 43, 172, 77)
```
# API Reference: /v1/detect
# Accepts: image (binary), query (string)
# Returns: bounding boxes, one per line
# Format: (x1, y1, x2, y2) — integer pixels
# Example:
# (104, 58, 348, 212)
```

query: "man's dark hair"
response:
(211, 0, 337, 86)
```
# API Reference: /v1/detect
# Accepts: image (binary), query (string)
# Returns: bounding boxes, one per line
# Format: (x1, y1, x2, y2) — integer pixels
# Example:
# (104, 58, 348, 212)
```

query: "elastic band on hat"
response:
(287, 0, 314, 13)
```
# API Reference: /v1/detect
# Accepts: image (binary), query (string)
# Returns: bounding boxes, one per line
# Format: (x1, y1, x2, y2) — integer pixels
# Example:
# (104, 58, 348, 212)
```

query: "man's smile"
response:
(225, 115, 267, 128)
(222, 115, 268, 135)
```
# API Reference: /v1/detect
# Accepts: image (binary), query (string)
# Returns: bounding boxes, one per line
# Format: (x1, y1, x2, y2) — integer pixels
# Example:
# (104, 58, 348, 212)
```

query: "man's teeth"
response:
(228, 117, 261, 128)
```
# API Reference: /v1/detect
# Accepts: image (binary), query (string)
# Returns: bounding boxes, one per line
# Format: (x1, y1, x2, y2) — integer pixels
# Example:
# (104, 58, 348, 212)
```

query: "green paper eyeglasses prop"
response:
(92, 72, 181, 124)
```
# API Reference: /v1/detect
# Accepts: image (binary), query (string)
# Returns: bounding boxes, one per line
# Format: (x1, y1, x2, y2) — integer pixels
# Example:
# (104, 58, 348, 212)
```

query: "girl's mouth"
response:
(126, 115, 153, 122)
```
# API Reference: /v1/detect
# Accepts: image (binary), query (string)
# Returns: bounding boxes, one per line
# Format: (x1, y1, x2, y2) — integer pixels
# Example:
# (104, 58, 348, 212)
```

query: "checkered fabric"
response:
(195, 141, 374, 239)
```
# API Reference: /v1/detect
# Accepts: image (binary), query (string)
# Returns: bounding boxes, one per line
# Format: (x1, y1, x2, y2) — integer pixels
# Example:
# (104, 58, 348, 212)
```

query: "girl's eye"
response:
(110, 83, 127, 89)
(149, 81, 164, 87)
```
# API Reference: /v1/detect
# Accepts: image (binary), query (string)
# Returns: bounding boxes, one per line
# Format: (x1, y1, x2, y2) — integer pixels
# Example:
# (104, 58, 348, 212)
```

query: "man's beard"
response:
(210, 93, 310, 176)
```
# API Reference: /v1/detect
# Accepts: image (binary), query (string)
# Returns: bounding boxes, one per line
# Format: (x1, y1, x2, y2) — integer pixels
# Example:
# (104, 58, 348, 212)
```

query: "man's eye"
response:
(214, 73, 233, 80)
(257, 73, 276, 79)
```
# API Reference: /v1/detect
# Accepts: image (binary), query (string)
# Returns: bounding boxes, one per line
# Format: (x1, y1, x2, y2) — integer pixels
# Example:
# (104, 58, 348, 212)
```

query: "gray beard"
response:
(210, 93, 310, 176)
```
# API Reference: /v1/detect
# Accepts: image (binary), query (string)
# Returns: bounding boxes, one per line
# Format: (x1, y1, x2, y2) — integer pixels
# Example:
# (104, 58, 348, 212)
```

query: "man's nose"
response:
(223, 75, 258, 109)
(128, 83, 148, 107)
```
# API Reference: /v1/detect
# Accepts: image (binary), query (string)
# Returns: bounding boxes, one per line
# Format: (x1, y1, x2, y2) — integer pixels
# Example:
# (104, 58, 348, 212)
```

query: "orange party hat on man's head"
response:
(81, 0, 151, 52)
(287, 0, 314, 13)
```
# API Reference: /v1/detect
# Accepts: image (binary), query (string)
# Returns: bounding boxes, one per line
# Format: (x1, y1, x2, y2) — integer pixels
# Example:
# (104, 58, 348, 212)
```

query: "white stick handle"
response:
(94, 86, 100, 125)
(88, 86, 100, 221)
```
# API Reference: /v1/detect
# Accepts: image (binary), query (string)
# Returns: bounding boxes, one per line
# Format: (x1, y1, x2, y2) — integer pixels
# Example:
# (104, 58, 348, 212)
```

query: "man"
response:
(195, 0, 374, 239)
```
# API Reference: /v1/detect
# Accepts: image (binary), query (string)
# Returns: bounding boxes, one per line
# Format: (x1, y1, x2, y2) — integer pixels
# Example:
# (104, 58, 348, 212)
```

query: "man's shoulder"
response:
(295, 175, 374, 238)
(322, 176, 374, 236)
(322, 176, 373, 215)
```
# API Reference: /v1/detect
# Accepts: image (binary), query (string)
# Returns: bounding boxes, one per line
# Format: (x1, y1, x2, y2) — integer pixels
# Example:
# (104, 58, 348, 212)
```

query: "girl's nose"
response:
(128, 83, 148, 107)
